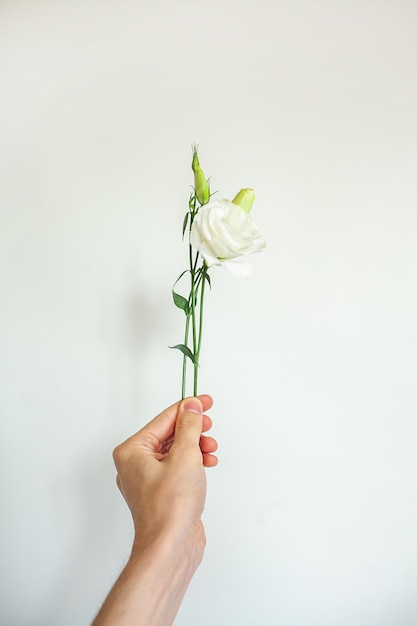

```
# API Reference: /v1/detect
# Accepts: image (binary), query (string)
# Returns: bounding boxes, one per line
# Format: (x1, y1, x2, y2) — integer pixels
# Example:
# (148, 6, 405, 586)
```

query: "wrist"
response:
(132, 520, 206, 571)
(93, 523, 206, 626)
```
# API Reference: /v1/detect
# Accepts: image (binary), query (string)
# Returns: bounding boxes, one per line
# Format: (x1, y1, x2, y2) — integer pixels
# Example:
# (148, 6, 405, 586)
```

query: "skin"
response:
(92, 395, 218, 626)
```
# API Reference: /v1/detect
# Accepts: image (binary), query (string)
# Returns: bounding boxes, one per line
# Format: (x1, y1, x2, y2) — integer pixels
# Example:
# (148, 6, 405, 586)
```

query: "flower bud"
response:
(194, 167, 210, 205)
(191, 144, 200, 172)
(191, 144, 210, 206)
(232, 188, 255, 213)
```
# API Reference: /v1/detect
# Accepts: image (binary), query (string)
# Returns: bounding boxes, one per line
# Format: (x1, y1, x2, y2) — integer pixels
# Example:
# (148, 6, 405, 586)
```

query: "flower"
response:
(189, 198, 266, 277)
(191, 144, 210, 205)
(232, 188, 255, 213)
(171, 146, 266, 398)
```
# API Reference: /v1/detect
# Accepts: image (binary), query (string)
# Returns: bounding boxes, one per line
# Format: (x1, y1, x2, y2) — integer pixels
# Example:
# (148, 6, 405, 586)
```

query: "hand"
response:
(113, 395, 218, 552)
(93, 396, 218, 626)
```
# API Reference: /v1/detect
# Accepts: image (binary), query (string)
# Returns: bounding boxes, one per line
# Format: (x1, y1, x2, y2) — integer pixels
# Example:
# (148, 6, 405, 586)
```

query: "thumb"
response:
(173, 397, 203, 448)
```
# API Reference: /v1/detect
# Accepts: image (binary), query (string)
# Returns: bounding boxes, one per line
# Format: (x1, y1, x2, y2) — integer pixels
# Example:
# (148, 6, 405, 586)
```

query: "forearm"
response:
(92, 528, 205, 626)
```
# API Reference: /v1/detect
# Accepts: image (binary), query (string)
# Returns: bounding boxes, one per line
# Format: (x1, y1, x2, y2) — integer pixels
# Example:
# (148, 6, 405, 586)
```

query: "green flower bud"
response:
(191, 144, 210, 206)
(194, 167, 210, 205)
(191, 143, 200, 172)
(232, 188, 255, 213)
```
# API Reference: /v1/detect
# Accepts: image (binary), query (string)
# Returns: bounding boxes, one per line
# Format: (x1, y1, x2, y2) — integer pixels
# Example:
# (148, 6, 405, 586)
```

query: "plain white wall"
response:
(1, 1, 416, 624)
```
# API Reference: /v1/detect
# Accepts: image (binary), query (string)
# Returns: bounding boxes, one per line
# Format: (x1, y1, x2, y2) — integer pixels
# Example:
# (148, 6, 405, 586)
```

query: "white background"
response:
(1, 1, 416, 624)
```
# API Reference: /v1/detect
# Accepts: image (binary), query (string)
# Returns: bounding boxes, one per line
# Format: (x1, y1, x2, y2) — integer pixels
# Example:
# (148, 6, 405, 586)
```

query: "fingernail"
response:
(183, 398, 202, 414)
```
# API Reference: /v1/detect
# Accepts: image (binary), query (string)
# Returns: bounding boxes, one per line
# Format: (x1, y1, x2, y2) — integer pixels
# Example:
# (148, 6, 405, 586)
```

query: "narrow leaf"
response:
(203, 269, 211, 288)
(173, 269, 190, 287)
(169, 344, 196, 364)
(182, 211, 190, 238)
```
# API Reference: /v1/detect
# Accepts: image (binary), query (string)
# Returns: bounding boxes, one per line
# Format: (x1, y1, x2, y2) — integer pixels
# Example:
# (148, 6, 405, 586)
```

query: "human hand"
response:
(92, 396, 217, 626)
(112, 395, 218, 554)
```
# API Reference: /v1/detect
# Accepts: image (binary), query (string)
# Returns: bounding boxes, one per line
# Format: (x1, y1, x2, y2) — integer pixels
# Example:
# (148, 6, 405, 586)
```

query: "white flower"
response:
(189, 198, 266, 278)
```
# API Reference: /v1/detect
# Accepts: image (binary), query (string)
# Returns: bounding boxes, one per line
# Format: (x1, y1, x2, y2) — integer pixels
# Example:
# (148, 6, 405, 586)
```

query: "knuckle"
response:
(112, 442, 131, 468)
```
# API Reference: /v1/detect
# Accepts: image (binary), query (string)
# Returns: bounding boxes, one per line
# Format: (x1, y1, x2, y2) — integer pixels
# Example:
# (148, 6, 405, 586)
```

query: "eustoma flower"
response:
(191, 144, 210, 205)
(190, 194, 266, 278)
(170, 147, 266, 398)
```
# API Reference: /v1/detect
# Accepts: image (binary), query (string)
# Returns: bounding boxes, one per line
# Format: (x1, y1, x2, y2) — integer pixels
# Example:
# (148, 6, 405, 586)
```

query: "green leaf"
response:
(174, 269, 190, 286)
(172, 272, 191, 313)
(182, 211, 190, 238)
(203, 268, 211, 288)
(172, 290, 189, 314)
(169, 344, 196, 364)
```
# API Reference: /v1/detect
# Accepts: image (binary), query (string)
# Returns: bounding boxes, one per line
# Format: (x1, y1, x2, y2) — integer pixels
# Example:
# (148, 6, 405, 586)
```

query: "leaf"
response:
(172, 290, 189, 314)
(182, 211, 190, 238)
(173, 269, 190, 286)
(169, 344, 196, 364)
(203, 268, 211, 289)
(172, 272, 191, 314)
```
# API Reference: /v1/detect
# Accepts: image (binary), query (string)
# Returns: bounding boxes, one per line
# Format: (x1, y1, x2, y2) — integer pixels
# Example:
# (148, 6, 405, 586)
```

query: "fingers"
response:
(203, 452, 218, 467)
(173, 397, 204, 448)
(199, 434, 217, 454)
(133, 395, 214, 445)
(115, 395, 217, 468)
(200, 434, 218, 467)
(201, 413, 212, 433)
(197, 394, 213, 413)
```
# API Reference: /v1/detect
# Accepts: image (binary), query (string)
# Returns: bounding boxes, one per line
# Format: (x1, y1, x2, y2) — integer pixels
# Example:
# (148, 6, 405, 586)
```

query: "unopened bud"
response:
(191, 143, 200, 172)
(232, 188, 255, 213)
(191, 144, 210, 205)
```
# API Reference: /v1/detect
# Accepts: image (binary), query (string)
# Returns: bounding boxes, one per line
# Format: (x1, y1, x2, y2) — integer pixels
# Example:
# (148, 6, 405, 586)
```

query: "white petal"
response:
(189, 198, 266, 268)
(222, 259, 254, 278)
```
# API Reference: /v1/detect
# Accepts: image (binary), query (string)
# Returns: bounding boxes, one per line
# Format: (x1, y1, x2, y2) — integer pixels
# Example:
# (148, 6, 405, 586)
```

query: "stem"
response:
(197, 269, 206, 358)
(191, 262, 197, 373)
(181, 314, 190, 400)
(179, 195, 208, 399)
(193, 270, 206, 396)
(180, 238, 196, 400)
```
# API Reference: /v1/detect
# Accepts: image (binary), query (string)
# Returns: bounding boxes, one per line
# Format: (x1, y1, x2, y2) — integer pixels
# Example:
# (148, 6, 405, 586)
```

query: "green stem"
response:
(179, 195, 207, 399)
(188, 240, 198, 399)
(181, 244, 196, 400)
(193, 267, 207, 396)
(191, 266, 197, 370)
(181, 314, 190, 400)
(197, 269, 206, 358)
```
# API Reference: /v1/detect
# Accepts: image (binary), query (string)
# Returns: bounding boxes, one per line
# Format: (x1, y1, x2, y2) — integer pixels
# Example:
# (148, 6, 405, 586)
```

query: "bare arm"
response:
(92, 395, 218, 626)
